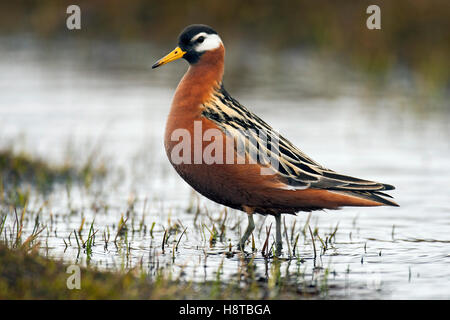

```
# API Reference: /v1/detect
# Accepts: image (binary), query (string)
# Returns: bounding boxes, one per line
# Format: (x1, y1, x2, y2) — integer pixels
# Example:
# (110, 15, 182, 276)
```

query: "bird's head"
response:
(152, 24, 223, 69)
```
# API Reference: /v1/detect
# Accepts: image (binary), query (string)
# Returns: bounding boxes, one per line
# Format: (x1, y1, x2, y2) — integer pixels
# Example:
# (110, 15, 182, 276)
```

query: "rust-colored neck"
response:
(171, 44, 225, 113)
(164, 44, 226, 157)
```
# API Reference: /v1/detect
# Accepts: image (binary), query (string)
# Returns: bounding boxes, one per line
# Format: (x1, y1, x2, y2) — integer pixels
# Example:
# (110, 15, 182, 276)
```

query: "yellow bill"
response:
(152, 46, 186, 69)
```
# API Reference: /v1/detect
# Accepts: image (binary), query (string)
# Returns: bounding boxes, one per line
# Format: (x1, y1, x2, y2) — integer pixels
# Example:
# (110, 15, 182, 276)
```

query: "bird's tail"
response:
(331, 189, 399, 207)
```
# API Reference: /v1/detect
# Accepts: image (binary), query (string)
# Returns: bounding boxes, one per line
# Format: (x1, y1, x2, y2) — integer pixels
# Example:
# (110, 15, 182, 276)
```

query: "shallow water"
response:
(1, 37, 449, 299)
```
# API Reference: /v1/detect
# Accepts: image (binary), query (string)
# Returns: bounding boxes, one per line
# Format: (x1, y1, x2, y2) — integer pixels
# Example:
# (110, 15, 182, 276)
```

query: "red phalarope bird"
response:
(152, 25, 398, 255)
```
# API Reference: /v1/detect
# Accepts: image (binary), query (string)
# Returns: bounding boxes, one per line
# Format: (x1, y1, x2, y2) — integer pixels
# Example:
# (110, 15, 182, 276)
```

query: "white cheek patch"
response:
(194, 34, 222, 52)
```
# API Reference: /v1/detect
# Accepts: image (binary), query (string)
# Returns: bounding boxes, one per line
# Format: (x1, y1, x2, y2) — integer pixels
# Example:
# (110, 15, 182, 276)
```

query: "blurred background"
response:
(1, 0, 448, 155)
(1, 0, 448, 167)
(1, 0, 449, 94)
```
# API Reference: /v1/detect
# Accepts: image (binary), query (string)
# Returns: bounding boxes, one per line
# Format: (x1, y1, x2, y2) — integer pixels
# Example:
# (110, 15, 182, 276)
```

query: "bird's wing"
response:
(202, 85, 396, 199)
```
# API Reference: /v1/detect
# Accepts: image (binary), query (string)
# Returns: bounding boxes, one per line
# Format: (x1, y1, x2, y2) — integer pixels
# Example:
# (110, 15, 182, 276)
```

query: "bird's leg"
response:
(237, 206, 255, 251)
(275, 214, 283, 256)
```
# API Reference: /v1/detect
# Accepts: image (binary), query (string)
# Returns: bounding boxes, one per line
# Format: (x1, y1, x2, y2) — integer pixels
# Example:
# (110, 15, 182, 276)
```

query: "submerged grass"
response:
(0, 241, 331, 299)
(0, 243, 180, 299)
(0, 199, 336, 299)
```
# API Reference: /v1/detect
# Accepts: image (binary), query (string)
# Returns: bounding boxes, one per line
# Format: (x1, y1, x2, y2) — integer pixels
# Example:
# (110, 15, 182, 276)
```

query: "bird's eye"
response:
(196, 36, 205, 43)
